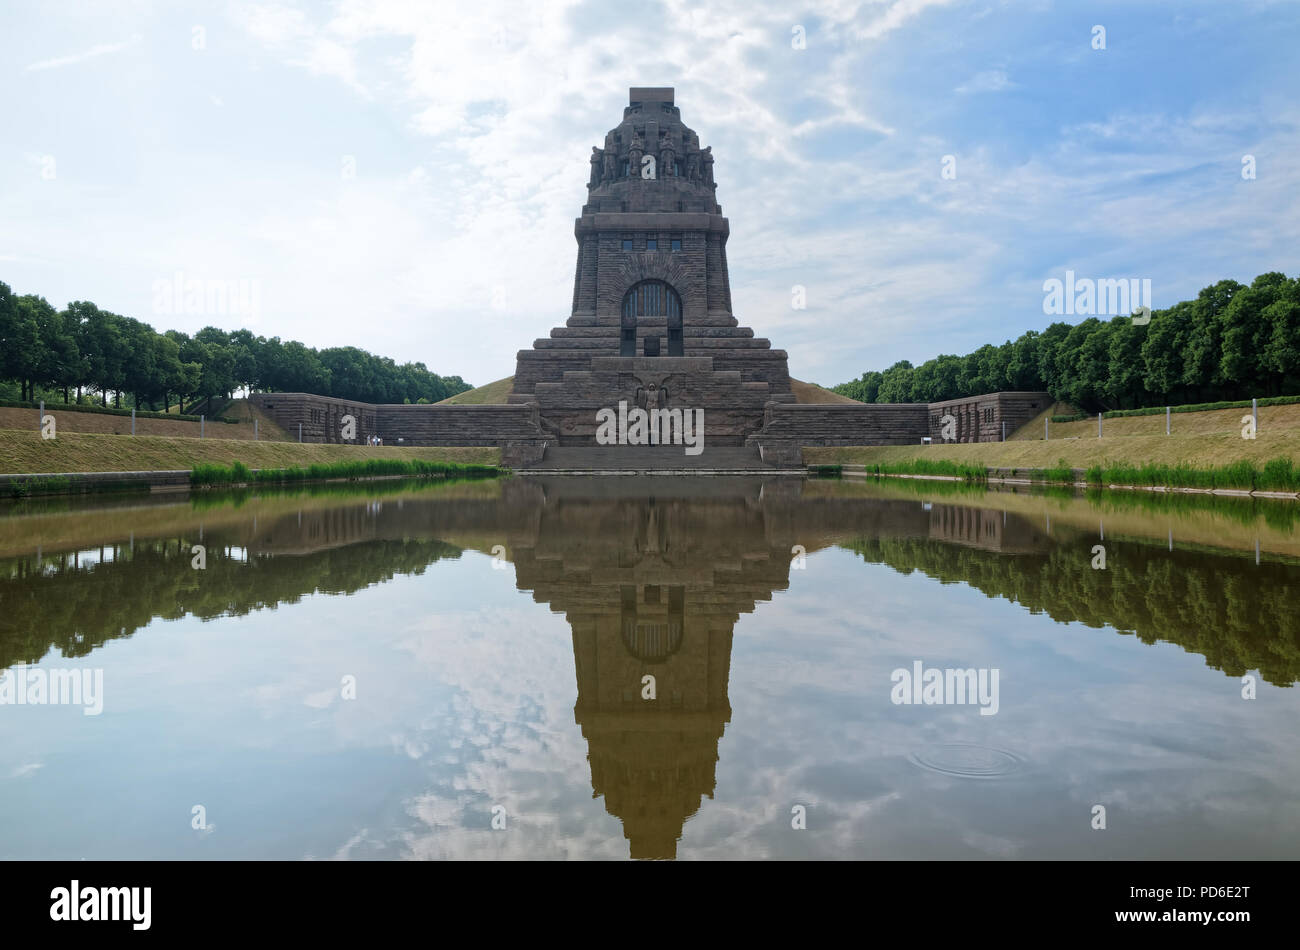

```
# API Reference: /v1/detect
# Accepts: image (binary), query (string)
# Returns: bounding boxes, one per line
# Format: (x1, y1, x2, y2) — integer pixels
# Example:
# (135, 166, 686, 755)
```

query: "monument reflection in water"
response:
(511, 478, 1047, 859)
(3, 475, 1299, 860)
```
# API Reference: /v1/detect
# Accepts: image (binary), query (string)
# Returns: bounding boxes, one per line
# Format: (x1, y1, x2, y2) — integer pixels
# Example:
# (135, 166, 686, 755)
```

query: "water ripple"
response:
(908, 743, 1025, 779)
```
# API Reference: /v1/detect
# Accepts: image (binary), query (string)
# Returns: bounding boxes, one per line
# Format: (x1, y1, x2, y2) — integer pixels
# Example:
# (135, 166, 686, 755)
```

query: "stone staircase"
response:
(520, 444, 800, 473)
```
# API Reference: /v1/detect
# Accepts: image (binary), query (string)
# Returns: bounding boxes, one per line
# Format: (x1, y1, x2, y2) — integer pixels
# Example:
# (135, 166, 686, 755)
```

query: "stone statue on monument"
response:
(685, 150, 699, 181)
(603, 132, 618, 180)
(628, 132, 643, 177)
(636, 382, 667, 413)
(659, 133, 676, 177)
(684, 131, 701, 181)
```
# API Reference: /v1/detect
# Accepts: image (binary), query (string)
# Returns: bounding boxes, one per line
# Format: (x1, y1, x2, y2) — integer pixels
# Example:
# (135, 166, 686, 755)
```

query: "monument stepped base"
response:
(248, 389, 1053, 470)
(519, 444, 797, 474)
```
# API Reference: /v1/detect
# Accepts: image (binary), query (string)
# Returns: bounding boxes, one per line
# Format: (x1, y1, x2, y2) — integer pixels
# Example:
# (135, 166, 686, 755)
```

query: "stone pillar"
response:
(571, 239, 583, 313)
(718, 240, 732, 312)
(706, 234, 724, 312)
(574, 235, 598, 315)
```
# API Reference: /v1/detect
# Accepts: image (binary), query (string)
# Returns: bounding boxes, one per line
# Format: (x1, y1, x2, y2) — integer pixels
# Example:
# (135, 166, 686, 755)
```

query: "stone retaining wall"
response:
(926, 392, 1051, 443)
(249, 390, 1051, 469)
(756, 403, 933, 445)
(250, 393, 545, 448)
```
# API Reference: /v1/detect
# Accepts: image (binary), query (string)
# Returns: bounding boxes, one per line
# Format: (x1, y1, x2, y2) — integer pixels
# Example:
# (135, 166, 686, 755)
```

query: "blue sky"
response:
(2, 0, 1298, 389)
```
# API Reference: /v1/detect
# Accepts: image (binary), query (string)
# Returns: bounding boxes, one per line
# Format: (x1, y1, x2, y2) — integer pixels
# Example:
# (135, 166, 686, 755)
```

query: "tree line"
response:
(847, 533, 1300, 686)
(0, 280, 471, 412)
(833, 272, 1300, 411)
(0, 536, 463, 670)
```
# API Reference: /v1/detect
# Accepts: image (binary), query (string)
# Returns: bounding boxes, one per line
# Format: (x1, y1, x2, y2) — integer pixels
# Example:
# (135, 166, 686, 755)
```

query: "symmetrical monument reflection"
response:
(500, 476, 1044, 858)
(510, 479, 794, 858)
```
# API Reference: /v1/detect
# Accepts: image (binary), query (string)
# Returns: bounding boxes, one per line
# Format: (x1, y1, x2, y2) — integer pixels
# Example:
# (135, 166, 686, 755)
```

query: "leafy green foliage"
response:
(844, 535, 1300, 685)
(7, 475, 72, 498)
(0, 398, 206, 421)
(0, 534, 467, 669)
(1038, 459, 1077, 483)
(0, 278, 472, 411)
(865, 455, 1300, 492)
(833, 272, 1300, 412)
(191, 458, 504, 486)
(1080, 457, 1300, 491)
(869, 459, 988, 481)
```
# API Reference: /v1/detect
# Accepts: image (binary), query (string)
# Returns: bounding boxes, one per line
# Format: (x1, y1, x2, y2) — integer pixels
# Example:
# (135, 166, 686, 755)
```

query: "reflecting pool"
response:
(2, 475, 1298, 859)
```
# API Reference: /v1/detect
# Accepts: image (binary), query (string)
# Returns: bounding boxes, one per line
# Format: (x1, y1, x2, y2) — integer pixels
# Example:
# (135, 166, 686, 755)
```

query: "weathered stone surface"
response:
(250, 393, 545, 448)
(753, 404, 933, 446)
(926, 392, 1052, 444)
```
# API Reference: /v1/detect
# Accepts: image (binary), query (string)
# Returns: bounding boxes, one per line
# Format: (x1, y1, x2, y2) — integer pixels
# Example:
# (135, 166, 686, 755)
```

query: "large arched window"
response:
(620, 584, 684, 662)
(621, 280, 683, 356)
(622, 280, 681, 320)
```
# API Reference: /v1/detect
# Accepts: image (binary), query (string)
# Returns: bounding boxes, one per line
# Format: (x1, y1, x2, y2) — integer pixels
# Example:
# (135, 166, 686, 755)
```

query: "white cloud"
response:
(955, 68, 1015, 94)
(852, 0, 964, 42)
(25, 37, 138, 71)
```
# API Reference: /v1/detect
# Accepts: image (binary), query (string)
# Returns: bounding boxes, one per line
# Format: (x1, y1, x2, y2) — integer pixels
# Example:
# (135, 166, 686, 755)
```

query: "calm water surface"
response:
(2, 475, 1298, 859)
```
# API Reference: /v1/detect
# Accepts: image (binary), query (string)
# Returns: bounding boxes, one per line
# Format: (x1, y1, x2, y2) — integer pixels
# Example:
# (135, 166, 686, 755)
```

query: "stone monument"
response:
(509, 87, 795, 448)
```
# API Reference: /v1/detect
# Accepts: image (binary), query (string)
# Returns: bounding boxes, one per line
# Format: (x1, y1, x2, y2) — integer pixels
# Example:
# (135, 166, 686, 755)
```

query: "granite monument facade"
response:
(252, 88, 1049, 468)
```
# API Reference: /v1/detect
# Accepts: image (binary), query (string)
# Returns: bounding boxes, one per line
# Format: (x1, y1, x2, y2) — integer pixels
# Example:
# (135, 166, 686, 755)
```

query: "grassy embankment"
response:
(435, 375, 856, 406)
(0, 477, 505, 559)
(435, 376, 515, 405)
(0, 398, 286, 441)
(190, 457, 502, 486)
(0, 428, 499, 474)
(789, 379, 861, 404)
(800, 474, 1300, 560)
(805, 401, 1300, 491)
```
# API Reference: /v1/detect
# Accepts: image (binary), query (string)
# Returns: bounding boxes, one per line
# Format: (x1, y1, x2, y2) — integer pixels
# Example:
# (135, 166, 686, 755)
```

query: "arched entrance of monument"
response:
(620, 583, 685, 662)
(621, 280, 683, 356)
